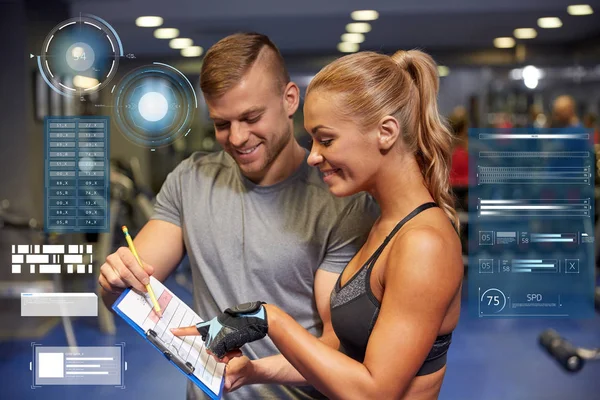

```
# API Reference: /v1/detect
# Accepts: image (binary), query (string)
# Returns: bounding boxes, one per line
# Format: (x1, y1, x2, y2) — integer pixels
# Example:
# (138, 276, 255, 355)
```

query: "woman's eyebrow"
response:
(311, 124, 333, 134)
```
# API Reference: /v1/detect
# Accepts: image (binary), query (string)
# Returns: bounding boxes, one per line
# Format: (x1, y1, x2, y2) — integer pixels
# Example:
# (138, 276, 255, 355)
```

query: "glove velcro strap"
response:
(224, 301, 266, 316)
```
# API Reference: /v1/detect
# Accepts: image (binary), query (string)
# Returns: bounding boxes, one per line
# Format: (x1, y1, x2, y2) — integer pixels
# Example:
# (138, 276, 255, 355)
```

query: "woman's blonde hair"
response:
(307, 50, 458, 228)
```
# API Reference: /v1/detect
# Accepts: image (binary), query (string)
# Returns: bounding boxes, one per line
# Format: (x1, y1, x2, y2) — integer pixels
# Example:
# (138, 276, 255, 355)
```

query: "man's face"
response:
(206, 62, 294, 182)
(552, 97, 575, 127)
(553, 107, 569, 127)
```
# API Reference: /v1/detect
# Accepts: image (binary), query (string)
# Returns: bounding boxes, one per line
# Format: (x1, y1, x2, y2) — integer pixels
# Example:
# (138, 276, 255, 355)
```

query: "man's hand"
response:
(99, 246, 155, 294)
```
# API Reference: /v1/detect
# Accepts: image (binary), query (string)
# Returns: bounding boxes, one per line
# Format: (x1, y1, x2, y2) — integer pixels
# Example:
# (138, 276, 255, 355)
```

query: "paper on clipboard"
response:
(113, 276, 225, 396)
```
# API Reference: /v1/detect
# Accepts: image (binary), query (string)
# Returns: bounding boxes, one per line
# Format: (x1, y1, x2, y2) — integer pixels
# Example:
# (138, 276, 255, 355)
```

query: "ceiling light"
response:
(537, 17, 562, 28)
(73, 75, 100, 89)
(522, 66, 543, 89)
(524, 77, 539, 89)
(154, 28, 179, 39)
(338, 42, 359, 53)
(341, 33, 365, 43)
(346, 22, 371, 33)
(494, 37, 515, 48)
(514, 28, 537, 39)
(181, 46, 204, 57)
(138, 92, 169, 122)
(510, 68, 523, 80)
(567, 4, 593, 15)
(522, 65, 543, 80)
(135, 16, 163, 27)
(437, 66, 450, 77)
(351, 10, 379, 21)
(169, 38, 193, 49)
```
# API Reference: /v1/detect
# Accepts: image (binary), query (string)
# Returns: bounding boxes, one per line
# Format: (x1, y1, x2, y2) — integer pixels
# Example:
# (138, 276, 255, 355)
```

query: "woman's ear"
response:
(377, 116, 401, 151)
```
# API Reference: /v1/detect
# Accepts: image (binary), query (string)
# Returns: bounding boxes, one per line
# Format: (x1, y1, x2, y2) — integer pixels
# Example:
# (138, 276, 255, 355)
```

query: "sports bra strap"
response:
(366, 202, 438, 267)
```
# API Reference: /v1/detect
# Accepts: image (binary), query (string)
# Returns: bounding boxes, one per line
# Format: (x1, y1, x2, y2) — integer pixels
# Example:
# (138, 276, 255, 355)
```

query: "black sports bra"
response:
(330, 202, 453, 376)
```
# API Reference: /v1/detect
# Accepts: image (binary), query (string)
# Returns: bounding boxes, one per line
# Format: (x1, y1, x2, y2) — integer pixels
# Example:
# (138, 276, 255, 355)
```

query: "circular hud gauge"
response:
(112, 63, 198, 148)
(39, 15, 123, 96)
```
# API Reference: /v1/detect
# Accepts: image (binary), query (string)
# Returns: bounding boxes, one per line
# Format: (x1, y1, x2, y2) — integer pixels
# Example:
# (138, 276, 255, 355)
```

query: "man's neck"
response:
(252, 139, 306, 186)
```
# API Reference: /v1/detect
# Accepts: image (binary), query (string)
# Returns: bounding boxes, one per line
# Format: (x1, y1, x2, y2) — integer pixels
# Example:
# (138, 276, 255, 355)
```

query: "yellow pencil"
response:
(121, 226, 162, 316)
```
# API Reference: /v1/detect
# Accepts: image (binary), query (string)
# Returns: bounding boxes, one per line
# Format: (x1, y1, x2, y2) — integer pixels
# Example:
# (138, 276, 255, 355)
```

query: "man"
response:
(551, 95, 581, 128)
(99, 33, 378, 399)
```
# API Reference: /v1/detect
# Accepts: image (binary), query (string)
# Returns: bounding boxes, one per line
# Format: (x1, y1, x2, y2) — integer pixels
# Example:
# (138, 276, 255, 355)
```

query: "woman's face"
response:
(304, 91, 380, 197)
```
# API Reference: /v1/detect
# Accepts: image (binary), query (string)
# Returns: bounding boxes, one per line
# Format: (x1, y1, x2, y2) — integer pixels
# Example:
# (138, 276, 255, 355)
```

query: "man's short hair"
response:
(200, 32, 290, 98)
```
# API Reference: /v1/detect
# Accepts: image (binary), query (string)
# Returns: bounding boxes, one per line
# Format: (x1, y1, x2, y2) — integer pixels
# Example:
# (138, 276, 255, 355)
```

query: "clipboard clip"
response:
(146, 329, 195, 375)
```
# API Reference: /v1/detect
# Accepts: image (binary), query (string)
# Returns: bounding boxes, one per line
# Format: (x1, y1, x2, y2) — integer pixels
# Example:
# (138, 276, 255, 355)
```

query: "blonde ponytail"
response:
(391, 50, 458, 229)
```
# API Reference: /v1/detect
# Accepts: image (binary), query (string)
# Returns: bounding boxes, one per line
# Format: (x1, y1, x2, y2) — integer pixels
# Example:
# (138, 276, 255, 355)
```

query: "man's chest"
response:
(181, 192, 324, 288)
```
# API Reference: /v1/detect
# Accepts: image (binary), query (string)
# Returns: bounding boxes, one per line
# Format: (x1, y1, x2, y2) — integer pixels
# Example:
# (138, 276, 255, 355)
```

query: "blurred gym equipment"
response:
(538, 145, 600, 372)
(539, 288, 600, 372)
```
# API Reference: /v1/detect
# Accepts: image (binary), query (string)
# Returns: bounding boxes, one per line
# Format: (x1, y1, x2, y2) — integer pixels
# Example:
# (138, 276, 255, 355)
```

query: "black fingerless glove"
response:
(195, 301, 268, 358)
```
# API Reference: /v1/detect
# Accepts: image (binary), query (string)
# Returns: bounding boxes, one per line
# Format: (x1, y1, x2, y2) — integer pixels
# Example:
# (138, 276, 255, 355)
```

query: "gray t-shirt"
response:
(152, 150, 379, 399)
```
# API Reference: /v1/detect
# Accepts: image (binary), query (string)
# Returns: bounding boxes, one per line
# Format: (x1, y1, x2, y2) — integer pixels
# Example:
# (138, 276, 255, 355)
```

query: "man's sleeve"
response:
(150, 159, 189, 227)
(319, 194, 380, 273)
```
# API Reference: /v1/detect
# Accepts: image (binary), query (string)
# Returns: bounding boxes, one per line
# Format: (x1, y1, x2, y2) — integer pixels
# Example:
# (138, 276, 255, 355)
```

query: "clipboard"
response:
(112, 277, 225, 399)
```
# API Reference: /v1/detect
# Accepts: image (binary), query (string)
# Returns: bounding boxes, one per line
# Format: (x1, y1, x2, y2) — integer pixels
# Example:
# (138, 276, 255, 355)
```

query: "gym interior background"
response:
(1, 0, 599, 399)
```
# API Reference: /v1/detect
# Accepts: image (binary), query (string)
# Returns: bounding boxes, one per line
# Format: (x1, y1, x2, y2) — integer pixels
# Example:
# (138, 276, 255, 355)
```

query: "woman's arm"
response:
(265, 227, 463, 400)
(222, 269, 341, 391)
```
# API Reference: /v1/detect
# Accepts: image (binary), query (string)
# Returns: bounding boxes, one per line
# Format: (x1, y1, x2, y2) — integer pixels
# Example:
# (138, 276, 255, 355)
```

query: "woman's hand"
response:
(166, 331, 258, 393)
(171, 301, 268, 358)
(223, 355, 256, 392)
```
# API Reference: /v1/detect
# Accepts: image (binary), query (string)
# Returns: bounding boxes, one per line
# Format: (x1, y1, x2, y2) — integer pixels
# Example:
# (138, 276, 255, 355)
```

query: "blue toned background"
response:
(2, 0, 600, 399)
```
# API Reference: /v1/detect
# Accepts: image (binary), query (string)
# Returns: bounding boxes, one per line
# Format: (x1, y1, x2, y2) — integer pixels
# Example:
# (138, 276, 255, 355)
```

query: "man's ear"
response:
(378, 115, 401, 151)
(283, 82, 300, 118)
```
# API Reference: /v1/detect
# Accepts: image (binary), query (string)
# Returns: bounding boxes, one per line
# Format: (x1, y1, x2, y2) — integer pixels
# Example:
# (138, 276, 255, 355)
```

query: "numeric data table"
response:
(44, 117, 110, 233)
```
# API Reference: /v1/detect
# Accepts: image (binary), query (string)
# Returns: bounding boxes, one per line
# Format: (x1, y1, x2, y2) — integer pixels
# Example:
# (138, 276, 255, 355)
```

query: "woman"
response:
(177, 49, 463, 399)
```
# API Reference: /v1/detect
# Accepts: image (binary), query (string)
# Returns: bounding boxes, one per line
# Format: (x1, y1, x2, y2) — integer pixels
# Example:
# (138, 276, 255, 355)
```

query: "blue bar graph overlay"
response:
(469, 128, 595, 318)
(44, 117, 110, 233)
